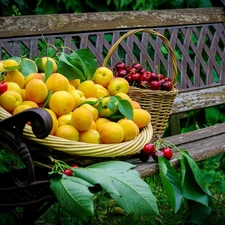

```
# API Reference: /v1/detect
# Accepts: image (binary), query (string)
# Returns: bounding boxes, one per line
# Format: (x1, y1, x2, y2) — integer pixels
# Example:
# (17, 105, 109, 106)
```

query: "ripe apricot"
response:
(117, 118, 140, 141)
(79, 129, 101, 144)
(13, 104, 32, 115)
(79, 103, 99, 121)
(93, 67, 113, 87)
(44, 108, 59, 135)
(77, 80, 97, 98)
(45, 73, 70, 92)
(22, 100, 39, 108)
(58, 113, 72, 126)
(25, 73, 45, 87)
(0, 90, 22, 112)
(69, 79, 80, 88)
(4, 71, 25, 88)
(71, 107, 93, 132)
(49, 91, 75, 117)
(6, 82, 22, 94)
(132, 109, 151, 128)
(25, 79, 48, 104)
(99, 121, 124, 144)
(95, 117, 110, 133)
(54, 124, 79, 141)
(2, 59, 19, 71)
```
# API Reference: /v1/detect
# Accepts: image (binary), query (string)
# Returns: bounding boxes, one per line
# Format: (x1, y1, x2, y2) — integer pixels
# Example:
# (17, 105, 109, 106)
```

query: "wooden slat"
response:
(132, 123, 225, 178)
(171, 85, 225, 114)
(0, 8, 225, 38)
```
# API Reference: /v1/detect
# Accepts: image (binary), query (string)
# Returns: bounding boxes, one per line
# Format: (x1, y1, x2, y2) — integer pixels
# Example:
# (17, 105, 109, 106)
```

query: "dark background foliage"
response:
(0, 0, 220, 16)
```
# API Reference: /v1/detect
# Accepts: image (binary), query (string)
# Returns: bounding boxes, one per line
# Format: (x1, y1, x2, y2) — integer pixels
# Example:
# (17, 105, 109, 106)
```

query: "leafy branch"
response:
(49, 161, 159, 219)
(157, 140, 212, 225)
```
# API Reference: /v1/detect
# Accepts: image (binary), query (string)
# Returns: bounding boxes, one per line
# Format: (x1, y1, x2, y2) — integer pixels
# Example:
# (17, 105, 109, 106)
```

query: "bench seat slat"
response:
(171, 85, 225, 114)
(131, 123, 225, 178)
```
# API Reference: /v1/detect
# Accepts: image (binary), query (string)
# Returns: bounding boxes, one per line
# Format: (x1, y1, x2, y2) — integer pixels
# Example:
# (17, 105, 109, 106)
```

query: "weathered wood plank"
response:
(171, 85, 225, 114)
(132, 123, 225, 177)
(0, 8, 224, 38)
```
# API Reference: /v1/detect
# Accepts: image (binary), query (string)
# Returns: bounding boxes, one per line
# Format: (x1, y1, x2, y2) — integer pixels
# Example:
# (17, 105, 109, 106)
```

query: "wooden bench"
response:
(1, 5, 225, 224)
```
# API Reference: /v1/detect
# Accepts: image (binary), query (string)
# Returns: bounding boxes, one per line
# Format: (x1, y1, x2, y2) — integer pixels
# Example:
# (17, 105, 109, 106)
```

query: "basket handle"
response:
(102, 28, 178, 85)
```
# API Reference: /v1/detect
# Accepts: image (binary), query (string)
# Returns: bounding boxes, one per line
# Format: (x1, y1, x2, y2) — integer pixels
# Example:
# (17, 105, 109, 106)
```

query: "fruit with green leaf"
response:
(0, 47, 152, 145)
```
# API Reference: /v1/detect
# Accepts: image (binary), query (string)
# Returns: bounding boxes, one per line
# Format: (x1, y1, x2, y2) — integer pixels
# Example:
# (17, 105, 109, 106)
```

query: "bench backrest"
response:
(1, 7, 225, 115)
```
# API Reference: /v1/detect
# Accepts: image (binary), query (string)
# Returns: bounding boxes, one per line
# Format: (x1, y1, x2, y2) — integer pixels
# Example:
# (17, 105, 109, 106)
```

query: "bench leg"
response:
(0, 199, 56, 225)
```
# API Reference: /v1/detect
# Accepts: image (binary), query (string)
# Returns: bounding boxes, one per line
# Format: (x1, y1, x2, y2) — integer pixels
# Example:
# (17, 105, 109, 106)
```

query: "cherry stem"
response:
(49, 156, 70, 173)
(61, 45, 75, 53)
(155, 65, 159, 74)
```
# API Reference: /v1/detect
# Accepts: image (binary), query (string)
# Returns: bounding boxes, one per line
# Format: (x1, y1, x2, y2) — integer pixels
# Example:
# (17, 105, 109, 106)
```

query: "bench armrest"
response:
(0, 108, 52, 186)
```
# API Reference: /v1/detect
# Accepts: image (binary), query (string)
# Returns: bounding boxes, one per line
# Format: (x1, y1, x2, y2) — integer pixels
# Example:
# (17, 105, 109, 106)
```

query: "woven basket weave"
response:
(103, 29, 178, 140)
(0, 106, 153, 158)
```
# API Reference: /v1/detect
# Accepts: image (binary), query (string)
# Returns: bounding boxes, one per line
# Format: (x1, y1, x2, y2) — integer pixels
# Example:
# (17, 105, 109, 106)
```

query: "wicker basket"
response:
(0, 106, 153, 158)
(102, 29, 178, 140)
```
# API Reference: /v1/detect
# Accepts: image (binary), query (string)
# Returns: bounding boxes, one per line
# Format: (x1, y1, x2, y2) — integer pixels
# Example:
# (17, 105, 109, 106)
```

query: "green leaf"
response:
(220, 114, 225, 122)
(97, 96, 133, 121)
(50, 176, 95, 218)
(35, 58, 43, 71)
(43, 90, 53, 108)
(186, 200, 212, 225)
(161, 45, 168, 54)
(199, 0, 212, 8)
(205, 107, 220, 125)
(181, 152, 212, 207)
(174, 49, 182, 60)
(69, 49, 98, 80)
(106, 96, 118, 111)
(57, 49, 98, 81)
(44, 58, 54, 80)
(57, 53, 85, 80)
(181, 124, 197, 133)
(71, 167, 121, 197)
(18, 58, 38, 77)
(158, 156, 183, 213)
(47, 47, 57, 58)
(87, 160, 136, 170)
(118, 99, 133, 120)
(3, 64, 20, 71)
(105, 168, 159, 215)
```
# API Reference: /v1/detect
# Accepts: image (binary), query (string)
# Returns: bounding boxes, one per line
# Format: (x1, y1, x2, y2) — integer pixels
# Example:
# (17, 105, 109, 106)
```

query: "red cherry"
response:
(141, 72, 151, 82)
(63, 168, 73, 176)
(139, 80, 149, 88)
(158, 74, 165, 80)
(152, 151, 165, 162)
(139, 150, 150, 162)
(116, 69, 128, 77)
(139, 68, 146, 74)
(131, 73, 142, 82)
(162, 147, 173, 160)
(150, 73, 159, 81)
(126, 74, 133, 83)
(126, 67, 137, 75)
(150, 80, 160, 90)
(115, 62, 126, 71)
(159, 78, 165, 86)
(164, 77, 172, 82)
(132, 63, 142, 71)
(0, 81, 8, 93)
(71, 163, 79, 168)
(161, 81, 173, 91)
(142, 143, 155, 156)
